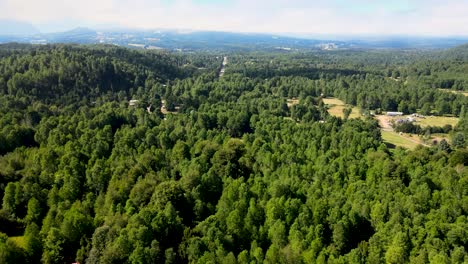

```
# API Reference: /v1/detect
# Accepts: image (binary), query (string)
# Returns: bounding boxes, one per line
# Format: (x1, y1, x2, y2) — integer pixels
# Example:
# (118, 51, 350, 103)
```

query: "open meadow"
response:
(323, 98, 361, 119)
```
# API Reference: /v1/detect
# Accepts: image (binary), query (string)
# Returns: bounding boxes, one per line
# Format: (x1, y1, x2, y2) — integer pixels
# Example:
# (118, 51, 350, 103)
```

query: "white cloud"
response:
(0, 0, 467, 36)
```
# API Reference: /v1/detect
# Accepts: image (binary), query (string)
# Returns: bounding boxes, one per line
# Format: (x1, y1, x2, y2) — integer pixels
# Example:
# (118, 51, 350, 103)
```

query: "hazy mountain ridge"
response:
(0, 26, 467, 51)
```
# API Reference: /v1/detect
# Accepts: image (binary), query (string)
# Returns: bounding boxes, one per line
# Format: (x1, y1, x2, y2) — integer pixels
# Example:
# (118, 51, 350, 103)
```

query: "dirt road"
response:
(376, 115, 393, 131)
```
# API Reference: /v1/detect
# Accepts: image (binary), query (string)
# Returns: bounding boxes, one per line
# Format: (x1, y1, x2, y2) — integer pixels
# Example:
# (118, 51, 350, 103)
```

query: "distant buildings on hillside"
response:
(318, 43, 338, 50)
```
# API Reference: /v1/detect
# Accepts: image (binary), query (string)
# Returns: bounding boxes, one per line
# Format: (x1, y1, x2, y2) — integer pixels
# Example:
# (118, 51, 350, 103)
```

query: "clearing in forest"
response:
(161, 99, 180, 115)
(322, 98, 344, 105)
(438, 88, 468, 97)
(376, 115, 393, 131)
(287, 98, 299, 107)
(381, 131, 422, 150)
(323, 97, 361, 119)
(375, 114, 456, 149)
(416, 116, 459, 127)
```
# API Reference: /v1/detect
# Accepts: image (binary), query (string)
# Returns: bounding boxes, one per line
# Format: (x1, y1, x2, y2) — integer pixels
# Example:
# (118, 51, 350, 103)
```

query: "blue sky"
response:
(0, 0, 467, 36)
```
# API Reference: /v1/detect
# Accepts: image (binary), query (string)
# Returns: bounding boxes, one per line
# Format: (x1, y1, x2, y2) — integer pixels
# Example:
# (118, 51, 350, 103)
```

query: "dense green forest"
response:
(0, 44, 467, 263)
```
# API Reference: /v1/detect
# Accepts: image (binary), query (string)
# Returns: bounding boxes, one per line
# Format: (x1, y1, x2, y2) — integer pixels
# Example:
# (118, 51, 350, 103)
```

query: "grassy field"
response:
(438, 88, 468, 97)
(431, 133, 452, 143)
(381, 131, 421, 149)
(323, 98, 361, 119)
(416, 116, 459, 127)
(10, 236, 26, 248)
(287, 98, 299, 107)
(322, 98, 345, 105)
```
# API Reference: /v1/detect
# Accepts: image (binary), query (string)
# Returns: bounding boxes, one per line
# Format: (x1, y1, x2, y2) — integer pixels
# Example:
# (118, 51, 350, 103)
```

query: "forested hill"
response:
(444, 44, 468, 60)
(0, 44, 467, 263)
(0, 44, 187, 105)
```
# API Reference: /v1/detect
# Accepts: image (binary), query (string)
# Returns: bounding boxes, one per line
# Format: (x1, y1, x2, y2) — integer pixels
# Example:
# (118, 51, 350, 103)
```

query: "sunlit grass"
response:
(286, 98, 299, 107)
(438, 88, 468, 97)
(381, 131, 420, 149)
(416, 116, 459, 127)
(322, 98, 345, 105)
(323, 97, 361, 119)
(10, 236, 26, 249)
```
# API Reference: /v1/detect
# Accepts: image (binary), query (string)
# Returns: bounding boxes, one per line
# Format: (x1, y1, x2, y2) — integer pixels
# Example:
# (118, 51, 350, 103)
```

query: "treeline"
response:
(394, 122, 453, 135)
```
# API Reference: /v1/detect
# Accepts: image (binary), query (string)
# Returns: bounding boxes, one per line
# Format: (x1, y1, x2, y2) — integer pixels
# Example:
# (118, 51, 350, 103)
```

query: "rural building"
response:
(387, 112, 403, 116)
(129, 99, 139, 106)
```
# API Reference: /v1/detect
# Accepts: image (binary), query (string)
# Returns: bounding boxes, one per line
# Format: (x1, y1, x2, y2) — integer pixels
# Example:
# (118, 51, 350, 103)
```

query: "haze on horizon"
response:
(0, 0, 467, 37)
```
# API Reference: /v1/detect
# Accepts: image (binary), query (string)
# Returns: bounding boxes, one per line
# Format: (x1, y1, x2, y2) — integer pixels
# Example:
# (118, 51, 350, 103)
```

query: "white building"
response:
(387, 112, 403, 116)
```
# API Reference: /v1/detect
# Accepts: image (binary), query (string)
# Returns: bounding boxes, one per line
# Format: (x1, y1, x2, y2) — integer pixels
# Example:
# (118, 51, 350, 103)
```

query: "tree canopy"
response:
(0, 43, 467, 263)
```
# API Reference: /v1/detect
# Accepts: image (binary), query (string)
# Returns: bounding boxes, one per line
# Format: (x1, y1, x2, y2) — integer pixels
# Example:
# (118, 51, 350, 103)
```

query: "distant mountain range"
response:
(0, 23, 467, 51)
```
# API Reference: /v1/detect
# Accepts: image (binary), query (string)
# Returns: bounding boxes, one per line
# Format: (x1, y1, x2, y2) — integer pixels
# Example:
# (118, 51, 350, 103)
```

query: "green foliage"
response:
(0, 232, 27, 263)
(0, 43, 467, 263)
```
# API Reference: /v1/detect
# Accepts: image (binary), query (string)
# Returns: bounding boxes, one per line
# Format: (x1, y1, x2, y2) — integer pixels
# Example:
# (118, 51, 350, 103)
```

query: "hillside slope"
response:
(0, 44, 184, 105)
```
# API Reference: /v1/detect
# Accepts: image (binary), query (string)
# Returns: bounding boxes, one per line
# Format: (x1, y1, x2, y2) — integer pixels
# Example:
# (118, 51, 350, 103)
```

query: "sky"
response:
(0, 0, 467, 36)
